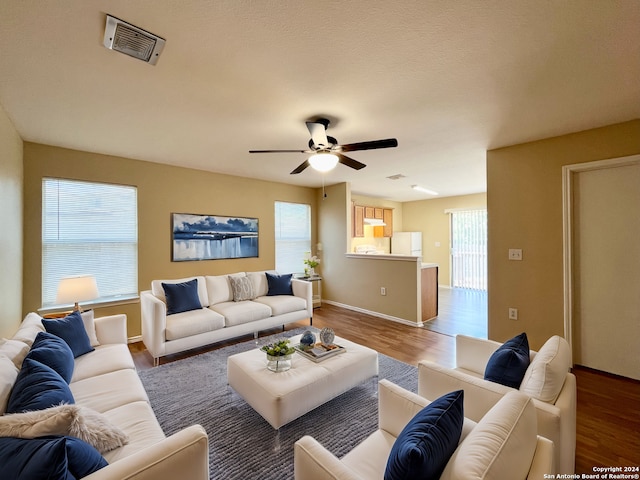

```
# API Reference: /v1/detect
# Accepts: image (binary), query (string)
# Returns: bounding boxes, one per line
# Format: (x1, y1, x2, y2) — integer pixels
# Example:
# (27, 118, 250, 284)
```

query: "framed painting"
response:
(172, 213, 259, 261)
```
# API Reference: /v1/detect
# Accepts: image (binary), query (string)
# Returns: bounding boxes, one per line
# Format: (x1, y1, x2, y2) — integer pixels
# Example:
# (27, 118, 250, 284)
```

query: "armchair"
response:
(418, 334, 576, 474)
(294, 379, 554, 480)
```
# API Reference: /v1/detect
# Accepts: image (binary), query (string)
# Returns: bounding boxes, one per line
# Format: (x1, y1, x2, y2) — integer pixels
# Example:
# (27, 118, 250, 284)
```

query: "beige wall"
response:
(402, 193, 487, 286)
(319, 183, 420, 324)
(486, 119, 640, 350)
(23, 143, 317, 338)
(0, 104, 23, 337)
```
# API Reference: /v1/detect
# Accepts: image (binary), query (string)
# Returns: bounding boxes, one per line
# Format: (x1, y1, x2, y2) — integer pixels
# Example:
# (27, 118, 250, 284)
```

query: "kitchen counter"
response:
(346, 253, 439, 324)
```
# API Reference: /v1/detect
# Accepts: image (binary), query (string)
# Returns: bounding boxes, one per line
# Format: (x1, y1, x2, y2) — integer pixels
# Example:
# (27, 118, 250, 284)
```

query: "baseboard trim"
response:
(127, 335, 142, 344)
(322, 300, 424, 328)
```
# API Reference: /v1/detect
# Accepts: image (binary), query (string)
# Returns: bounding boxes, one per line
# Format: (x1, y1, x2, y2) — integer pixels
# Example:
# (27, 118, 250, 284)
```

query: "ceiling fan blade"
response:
(306, 121, 330, 149)
(290, 160, 310, 174)
(339, 138, 398, 152)
(249, 149, 309, 153)
(337, 153, 366, 170)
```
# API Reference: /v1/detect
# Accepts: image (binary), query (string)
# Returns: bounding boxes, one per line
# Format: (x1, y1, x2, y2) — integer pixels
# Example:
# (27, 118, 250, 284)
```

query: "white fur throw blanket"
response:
(0, 404, 128, 453)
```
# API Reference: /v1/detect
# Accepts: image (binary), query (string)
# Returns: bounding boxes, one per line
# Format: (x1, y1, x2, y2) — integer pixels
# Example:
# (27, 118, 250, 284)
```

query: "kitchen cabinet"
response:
(383, 208, 393, 237)
(364, 206, 375, 219)
(353, 204, 394, 238)
(353, 205, 364, 237)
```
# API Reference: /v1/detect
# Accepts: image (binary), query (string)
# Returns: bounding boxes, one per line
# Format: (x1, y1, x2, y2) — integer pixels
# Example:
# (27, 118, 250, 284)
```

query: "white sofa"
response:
(294, 379, 554, 479)
(0, 312, 209, 479)
(418, 334, 576, 474)
(140, 271, 313, 366)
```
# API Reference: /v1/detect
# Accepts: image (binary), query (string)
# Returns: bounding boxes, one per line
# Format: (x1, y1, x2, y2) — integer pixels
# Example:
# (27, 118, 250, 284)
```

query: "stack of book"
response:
(295, 343, 346, 362)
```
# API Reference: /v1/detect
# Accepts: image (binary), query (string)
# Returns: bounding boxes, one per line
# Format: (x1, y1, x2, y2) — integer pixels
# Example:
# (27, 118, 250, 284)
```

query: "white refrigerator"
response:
(391, 232, 422, 256)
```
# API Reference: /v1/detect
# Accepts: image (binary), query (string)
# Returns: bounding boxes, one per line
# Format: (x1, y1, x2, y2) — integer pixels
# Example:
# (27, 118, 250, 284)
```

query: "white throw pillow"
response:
(0, 404, 129, 454)
(0, 338, 31, 368)
(440, 391, 537, 480)
(80, 310, 100, 347)
(0, 355, 19, 414)
(519, 335, 571, 403)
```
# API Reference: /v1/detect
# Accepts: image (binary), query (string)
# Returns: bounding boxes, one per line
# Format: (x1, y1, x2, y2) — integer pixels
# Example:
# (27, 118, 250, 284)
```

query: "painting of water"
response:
(172, 213, 259, 261)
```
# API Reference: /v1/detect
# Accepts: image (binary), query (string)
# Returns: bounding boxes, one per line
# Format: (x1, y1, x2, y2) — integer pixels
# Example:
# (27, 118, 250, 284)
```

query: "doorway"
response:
(563, 155, 640, 380)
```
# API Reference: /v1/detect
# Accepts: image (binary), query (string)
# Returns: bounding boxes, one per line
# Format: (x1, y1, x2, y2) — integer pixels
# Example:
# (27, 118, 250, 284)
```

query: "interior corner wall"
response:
(22, 142, 317, 338)
(402, 193, 487, 286)
(0, 104, 23, 337)
(486, 119, 640, 350)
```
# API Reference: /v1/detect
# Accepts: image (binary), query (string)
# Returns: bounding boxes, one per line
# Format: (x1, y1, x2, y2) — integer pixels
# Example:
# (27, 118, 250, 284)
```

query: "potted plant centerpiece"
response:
(261, 338, 296, 372)
(303, 253, 320, 277)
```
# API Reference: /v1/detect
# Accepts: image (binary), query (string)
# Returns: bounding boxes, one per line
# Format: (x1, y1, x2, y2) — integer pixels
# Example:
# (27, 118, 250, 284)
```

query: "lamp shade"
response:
(56, 275, 99, 307)
(309, 153, 339, 172)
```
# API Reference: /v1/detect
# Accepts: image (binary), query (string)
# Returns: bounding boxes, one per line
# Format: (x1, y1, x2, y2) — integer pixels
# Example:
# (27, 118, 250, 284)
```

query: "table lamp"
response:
(56, 275, 99, 312)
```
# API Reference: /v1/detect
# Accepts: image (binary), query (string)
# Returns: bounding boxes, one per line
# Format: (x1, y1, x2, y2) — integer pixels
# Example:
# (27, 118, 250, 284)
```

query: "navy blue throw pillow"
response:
(6, 358, 75, 414)
(0, 436, 107, 480)
(64, 436, 109, 478)
(384, 390, 464, 480)
(42, 310, 94, 358)
(0, 436, 69, 480)
(484, 332, 530, 388)
(27, 331, 75, 383)
(266, 272, 293, 296)
(162, 279, 202, 315)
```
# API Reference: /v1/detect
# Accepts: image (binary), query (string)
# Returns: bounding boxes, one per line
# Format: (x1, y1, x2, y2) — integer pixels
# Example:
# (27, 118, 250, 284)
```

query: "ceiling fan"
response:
(249, 118, 398, 174)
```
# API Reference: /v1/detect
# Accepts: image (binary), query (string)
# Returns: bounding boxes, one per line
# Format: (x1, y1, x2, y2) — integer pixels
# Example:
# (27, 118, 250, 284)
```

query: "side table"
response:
(299, 275, 322, 308)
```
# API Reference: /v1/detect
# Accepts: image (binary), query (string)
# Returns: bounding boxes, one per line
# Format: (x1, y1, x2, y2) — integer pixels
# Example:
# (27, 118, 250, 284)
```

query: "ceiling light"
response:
(309, 153, 339, 172)
(411, 185, 439, 195)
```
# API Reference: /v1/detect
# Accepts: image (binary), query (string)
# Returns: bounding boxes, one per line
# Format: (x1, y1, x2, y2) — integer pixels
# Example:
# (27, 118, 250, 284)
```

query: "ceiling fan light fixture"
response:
(309, 153, 339, 172)
(412, 185, 439, 195)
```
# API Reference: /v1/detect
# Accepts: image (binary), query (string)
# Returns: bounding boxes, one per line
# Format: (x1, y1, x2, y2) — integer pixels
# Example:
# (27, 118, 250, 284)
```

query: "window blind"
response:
(42, 178, 138, 307)
(274, 201, 311, 274)
(450, 209, 487, 291)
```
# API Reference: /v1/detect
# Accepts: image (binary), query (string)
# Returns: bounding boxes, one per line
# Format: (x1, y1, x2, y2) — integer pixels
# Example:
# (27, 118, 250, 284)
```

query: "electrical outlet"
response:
(508, 249, 523, 260)
(380, 287, 386, 296)
(509, 308, 518, 320)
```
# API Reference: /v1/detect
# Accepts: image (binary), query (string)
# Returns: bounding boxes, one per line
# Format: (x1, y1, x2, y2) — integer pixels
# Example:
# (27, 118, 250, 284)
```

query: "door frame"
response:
(561, 154, 640, 354)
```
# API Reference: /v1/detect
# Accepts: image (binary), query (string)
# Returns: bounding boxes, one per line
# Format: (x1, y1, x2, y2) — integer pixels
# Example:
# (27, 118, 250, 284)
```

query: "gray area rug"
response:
(138, 327, 417, 480)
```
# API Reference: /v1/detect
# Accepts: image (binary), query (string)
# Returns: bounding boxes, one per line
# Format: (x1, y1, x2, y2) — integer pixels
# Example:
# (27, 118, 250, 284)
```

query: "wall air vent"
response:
(103, 15, 165, 65)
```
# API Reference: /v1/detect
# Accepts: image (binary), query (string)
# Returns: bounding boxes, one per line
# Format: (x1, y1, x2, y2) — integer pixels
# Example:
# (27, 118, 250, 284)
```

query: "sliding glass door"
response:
(450, 209, 487, 291)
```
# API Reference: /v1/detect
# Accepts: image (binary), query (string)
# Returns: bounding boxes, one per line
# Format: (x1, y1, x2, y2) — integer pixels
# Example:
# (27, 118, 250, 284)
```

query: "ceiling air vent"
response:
(103, 15, 165, 65)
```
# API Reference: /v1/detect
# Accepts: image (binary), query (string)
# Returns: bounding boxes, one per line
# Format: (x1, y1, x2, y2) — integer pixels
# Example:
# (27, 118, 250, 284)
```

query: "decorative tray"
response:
(294, 343, 346, 362)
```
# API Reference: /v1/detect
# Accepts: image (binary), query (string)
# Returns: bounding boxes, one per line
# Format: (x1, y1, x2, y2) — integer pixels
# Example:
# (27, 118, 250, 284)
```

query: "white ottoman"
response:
(227, 334, 379, 429)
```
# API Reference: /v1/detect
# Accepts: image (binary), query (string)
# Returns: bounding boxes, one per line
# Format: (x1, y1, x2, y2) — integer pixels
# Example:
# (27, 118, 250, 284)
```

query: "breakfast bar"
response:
(344, 253, 439, 325)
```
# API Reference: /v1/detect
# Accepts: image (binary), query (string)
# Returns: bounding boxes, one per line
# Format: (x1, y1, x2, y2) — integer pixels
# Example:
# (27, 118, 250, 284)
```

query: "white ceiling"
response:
(1, 1, 639, 202)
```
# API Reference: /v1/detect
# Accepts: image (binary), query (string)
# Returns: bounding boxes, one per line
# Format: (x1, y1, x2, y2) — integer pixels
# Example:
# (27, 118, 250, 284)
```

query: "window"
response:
(274, 201, 311, 274)
(42, 178, 138, 307)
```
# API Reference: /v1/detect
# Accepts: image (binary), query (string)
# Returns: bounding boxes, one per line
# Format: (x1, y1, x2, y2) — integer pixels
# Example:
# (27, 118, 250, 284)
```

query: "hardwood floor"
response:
(130, 303, 640, 475)
(423, 286, 488, 338)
